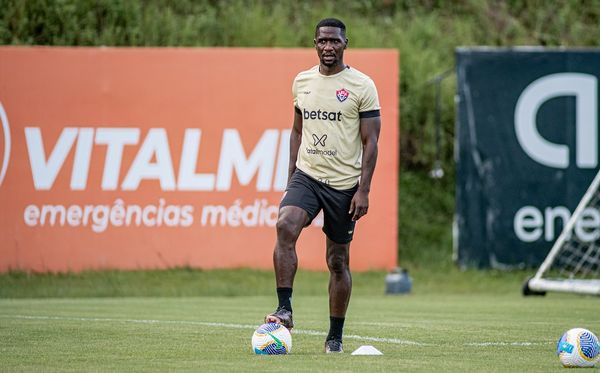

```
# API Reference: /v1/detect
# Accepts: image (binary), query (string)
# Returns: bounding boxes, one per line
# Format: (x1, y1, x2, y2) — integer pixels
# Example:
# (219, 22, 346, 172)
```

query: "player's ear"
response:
(344, 38, 348, 49)
(313, 38, 317, 46)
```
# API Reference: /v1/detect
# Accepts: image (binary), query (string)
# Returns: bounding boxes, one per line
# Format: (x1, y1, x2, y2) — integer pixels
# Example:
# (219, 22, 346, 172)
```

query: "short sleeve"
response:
(292, 76, 298, 108)
(359, 78, 381, 116)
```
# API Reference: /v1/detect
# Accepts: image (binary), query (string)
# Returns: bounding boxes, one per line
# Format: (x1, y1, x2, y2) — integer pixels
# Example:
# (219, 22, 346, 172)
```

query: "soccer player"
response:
(265, 18, 382, 353)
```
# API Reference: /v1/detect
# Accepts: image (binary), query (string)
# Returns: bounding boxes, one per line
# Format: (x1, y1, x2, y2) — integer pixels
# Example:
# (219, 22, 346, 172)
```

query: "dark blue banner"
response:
(456, 48, 600, 268)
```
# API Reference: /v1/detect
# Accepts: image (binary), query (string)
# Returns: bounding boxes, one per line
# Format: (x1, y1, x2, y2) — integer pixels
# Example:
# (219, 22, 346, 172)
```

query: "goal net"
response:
(524, 170, 600, 296)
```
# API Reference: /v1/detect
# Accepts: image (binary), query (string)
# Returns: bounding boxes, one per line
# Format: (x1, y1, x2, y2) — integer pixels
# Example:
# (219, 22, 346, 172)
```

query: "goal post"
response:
(523, 169, 600, 296)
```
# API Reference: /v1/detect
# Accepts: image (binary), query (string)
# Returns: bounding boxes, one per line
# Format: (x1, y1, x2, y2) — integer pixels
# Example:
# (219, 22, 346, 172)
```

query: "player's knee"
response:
(327, 252, 348, 274)
(276, 215, 302, 243)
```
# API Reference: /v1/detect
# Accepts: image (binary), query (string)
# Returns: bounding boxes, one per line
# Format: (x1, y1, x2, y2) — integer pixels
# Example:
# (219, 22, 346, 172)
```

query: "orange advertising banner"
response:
(0, 47, 398, 273)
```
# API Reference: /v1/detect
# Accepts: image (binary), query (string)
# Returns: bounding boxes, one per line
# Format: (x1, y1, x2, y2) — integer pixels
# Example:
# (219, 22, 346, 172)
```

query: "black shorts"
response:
(280, 169, 358, 244)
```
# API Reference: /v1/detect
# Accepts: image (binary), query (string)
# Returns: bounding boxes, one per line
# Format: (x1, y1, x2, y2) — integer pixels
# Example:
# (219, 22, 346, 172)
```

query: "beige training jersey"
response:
(293, 65, 381, 190)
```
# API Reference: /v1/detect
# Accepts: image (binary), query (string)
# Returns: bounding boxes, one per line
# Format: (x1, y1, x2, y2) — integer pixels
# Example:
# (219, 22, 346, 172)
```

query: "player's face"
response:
(314, 27, 347, 67)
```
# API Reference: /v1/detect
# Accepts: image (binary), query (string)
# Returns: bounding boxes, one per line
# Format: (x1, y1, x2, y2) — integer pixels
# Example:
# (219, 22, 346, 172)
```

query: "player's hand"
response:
(349, 190, 369, 221)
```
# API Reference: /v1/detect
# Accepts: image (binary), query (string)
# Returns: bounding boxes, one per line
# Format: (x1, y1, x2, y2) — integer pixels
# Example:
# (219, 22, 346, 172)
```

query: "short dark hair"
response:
(315, 18, 346, 37)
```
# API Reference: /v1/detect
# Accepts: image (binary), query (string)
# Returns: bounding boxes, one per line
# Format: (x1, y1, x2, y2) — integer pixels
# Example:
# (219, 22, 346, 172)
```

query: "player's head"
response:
(315, 18, 346, 39)
(314, 18, 348, 68)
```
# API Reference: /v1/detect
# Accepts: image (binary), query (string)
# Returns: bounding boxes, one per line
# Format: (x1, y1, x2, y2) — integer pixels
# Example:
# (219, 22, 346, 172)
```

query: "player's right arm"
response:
(288, 107, 303, 183)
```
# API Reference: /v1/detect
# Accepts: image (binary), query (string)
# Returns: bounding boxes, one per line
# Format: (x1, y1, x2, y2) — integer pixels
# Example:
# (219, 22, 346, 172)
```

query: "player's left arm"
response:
(349, 115, 381, 221)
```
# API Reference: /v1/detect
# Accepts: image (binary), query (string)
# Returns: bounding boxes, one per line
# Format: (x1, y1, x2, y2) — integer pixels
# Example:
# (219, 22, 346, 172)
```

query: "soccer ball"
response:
(251, 323, 292, 355)
(556, 328, 600, 367)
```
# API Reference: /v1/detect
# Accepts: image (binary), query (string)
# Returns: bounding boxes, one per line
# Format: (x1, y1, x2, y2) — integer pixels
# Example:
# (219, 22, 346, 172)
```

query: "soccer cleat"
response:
(324, 339, 343, 353)
(265, 308, 294, 330)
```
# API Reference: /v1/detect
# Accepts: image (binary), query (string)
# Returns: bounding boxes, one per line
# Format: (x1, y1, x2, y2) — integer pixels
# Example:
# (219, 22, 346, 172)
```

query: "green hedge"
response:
(2, 0, 599, 170)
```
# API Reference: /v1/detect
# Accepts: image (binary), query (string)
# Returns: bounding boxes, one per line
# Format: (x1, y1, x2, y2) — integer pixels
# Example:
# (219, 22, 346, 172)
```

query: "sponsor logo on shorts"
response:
(0, 102, 11, 187)
(316, 177, 330, 185)
(336, 88, 349, 102)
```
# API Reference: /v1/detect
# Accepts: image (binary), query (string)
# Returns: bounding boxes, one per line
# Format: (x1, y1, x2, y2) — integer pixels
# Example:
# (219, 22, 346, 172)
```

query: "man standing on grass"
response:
(265, 18, 381, 353)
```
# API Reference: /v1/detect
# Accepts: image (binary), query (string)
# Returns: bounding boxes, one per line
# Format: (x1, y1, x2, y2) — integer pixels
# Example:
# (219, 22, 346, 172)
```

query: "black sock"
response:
(326, 316, 345, 341)
(276, 287, 293, 313)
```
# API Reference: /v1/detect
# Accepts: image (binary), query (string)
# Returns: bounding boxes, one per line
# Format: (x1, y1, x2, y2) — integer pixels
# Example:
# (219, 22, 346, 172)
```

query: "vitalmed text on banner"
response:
(0, 47, 398, 273)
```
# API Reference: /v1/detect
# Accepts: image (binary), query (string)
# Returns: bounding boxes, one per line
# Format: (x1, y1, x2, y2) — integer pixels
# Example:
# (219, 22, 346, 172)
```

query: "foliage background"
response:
(2, 0, 599, 268)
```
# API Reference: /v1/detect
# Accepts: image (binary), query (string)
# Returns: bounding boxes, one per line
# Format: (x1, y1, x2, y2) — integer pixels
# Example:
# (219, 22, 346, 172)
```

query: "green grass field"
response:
(1, 287, 598, 371)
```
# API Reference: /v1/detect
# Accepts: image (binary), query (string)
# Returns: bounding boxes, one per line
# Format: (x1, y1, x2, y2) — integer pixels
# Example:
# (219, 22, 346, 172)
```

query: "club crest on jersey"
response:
(336, 89, 349, 102)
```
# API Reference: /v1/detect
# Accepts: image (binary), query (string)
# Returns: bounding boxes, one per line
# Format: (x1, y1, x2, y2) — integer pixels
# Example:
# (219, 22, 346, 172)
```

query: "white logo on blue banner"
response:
(514, 73, 598, 168)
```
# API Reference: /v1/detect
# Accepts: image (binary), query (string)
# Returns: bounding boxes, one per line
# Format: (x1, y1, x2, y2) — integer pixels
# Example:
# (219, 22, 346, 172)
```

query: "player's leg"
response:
(265, 205, 308, 329)
(325, 237, 351, 353)
(319, 184, 357, 353)
(327, 238, 352, 316)
(273, 206, 309, 288)
(266, 170, 320, 329)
